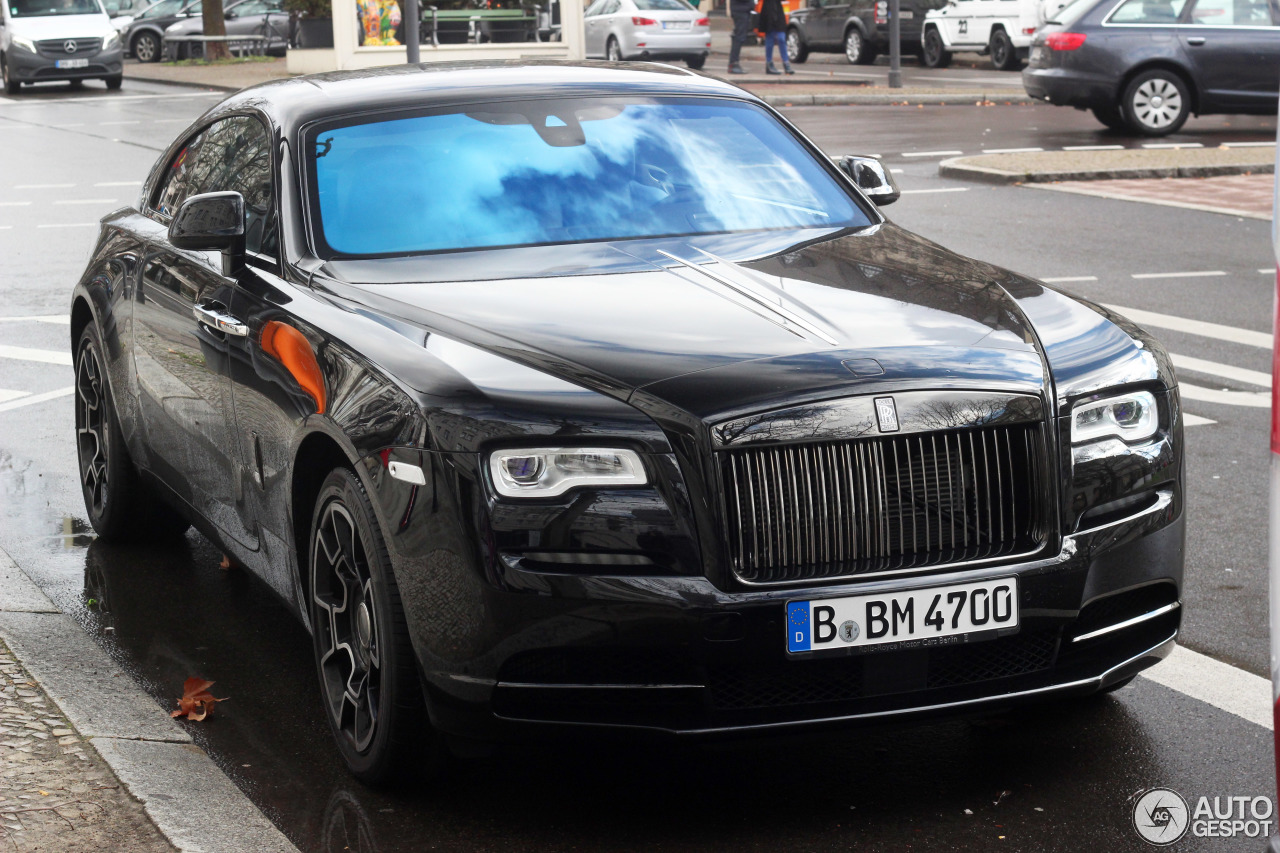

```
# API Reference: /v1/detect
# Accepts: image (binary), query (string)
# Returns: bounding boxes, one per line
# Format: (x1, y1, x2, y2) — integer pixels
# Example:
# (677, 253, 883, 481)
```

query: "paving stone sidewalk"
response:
(0, 638, 173, 853)
(1031, 172, 1272, 220)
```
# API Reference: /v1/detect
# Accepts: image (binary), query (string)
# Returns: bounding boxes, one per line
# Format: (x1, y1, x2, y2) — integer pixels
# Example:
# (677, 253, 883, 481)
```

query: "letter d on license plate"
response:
(787, 577, 1018, 654)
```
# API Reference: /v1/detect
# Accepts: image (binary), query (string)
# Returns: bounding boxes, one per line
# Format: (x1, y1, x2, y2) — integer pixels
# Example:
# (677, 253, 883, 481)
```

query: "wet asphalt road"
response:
(0, 78, 1276, 852)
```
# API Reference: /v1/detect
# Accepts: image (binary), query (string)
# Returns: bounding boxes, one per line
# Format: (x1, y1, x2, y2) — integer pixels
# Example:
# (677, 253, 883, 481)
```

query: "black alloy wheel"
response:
(132, 30, 161, 62)
(922, 27, 950, 68)
(105, 73, 123, 90)
(786, 27, 807, 62)
(988, 27, 1018, 71)
(2, 55, 19, 95)
(844, 27, 875, 65)
(685, 54, 705, 69)
(1091, 103, 1127, 131)
(1122, 69, 1190, 136)
(309, 468, 440, 783)
(75, 324, 188, 540)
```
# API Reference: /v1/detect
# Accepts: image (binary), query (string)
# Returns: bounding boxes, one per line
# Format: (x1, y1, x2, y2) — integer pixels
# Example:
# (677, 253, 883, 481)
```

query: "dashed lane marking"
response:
(900, 187, 969, 194)
(1172, 353, 1270, 388)
(1040, 275, 1098, 283)
(1103, 304, 1273, 349)
(0, 202, 32, 207)
(0, 315, 69, 324)
(1179, 384, 1269, 407)
(1221, 141, 1276, 148)
(1131, 270, 1226, 279)
(1063, 144, 1124, 151)
(1182, 413, 1216, 427)
(983, 147, 1043, 154)
(1141, 645, 1272, 730)
(0, 387, 73, 414)
(1141, 142, 1203, 149)
(901, 150, 964, 157)
(0, 390, 30, 405)
(0, 345, 71, 366)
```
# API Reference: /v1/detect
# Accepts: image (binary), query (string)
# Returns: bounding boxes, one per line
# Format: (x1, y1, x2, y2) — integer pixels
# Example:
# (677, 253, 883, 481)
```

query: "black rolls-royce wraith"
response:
(71, 61, 1184, 782)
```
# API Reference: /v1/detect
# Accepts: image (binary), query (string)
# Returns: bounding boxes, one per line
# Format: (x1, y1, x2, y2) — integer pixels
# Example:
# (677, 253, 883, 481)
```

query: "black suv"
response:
(787, 0, 947, 64)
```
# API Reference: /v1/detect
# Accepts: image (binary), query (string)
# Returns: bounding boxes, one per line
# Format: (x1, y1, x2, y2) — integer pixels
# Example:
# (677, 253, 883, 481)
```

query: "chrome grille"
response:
(37, 37, 102, 57)
(720, 424, 1046, 584)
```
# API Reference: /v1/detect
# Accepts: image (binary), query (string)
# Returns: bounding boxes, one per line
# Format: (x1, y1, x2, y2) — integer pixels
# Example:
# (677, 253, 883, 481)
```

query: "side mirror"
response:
(838, 155, 900, 206)
(168, 191, 246, 274)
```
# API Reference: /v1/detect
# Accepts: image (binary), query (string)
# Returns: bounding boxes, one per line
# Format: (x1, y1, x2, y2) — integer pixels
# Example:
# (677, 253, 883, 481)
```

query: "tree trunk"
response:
(202, 0, 231, 60)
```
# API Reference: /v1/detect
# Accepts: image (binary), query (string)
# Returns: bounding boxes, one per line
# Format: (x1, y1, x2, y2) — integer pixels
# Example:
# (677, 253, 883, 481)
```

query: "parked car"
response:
(1023, 0, 1280, 134)
(162, 0, 285, 58)
(921, 0, 1043, 69)
(787, 0, 946, 64)
(0, 0, 123, 94)
(123, 0, 198, 61)
(582, 0, 709, 68)
(71, 61, 1185, 782)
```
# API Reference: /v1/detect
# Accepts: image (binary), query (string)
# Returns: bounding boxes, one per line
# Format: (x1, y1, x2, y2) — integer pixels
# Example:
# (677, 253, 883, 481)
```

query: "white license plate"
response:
(56, 58, 89, 68)
(786, 577, 1018, 654)
(898, 10, 914, 18)
(663, 20, 691, 29)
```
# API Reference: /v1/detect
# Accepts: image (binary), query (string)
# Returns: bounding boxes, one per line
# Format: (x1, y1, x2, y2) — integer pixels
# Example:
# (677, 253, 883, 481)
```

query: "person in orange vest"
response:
(756, 0, 793, 74)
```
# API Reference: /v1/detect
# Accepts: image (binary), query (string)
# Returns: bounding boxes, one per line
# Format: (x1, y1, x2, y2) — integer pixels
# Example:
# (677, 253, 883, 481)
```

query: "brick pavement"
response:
(1038, 173, 1272, 220)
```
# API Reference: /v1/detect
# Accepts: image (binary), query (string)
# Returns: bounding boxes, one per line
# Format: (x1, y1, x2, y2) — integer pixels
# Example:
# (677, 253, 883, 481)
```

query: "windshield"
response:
(9, 0, 103, 16)
(309, 98, 871, 257)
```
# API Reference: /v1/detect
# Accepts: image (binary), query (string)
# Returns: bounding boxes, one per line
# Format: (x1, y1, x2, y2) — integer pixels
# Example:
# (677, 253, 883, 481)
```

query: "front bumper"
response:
(8, 43, 123, 83)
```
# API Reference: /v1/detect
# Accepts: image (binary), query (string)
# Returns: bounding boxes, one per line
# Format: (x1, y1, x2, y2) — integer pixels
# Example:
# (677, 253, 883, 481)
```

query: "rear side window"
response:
(153, 129, 208, 219)
(1185, 0, 1272, 24)
(1107, 0, 1188, 22)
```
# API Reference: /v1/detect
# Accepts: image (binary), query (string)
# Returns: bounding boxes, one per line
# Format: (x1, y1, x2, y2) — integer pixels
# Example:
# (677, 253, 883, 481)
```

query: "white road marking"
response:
(1260, 269, 1273, 275)
(1141, 645, 1272, 730)
(0, 387, 73, 414)
(94, 180, 142, 187)
(0, 345, 72, 366)
(1131, 270, 1226, 279)
(0, 315, 70, 324)
(1103, 303, 1273, 349)
(1142, 142, 1203, 149)
(1041, 275, 1097, 283)
(36, 223, 96, 229)
(1172, 353, 1270, 388)
(983, 147, 1043, 154)
(0, 390, 30, 405)
(0, 202, 32, 207)
(900, 187, 970, 194)
(14, 183, 74, 189)
(902, 150, 964, 157)
(1182, 413, 1216, 427)
(1179, 384, 1269, 407)
(1063, 144, 1124, 151)
(890, 168, 904, 174)
(53, 199, 117, 205)
(0, 226, 10, 231)
(1220, 141, 1276, 148)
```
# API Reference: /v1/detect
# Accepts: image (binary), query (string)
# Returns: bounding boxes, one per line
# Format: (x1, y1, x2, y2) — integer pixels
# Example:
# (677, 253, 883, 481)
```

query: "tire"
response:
(68, 78, 85, 90)
(105, 73, 123, 90)
(75, 324, 189, 541)
(2, 56, 20, 95)
(989, 27, 1019, 71)
(685, 54, 705, 70)
(786, 27, 808, 63)
(922, 26, 951, 68)
(132, 30, 161, 63)
(308, 468, 442, 784)
(606, 36, 622, 62)
(1122, 69, 1190, 136)
(844, 27, 876, 65)
(1090, 103, 1127, 131)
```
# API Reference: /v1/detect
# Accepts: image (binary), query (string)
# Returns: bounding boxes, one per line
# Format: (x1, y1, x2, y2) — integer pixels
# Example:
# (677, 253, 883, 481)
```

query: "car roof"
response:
(202, 61, 762, 137)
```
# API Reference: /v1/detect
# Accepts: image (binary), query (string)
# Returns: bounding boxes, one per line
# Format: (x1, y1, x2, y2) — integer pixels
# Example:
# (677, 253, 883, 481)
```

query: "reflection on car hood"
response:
(9, 13, 113, 39)
(322, 224, 1050, 419)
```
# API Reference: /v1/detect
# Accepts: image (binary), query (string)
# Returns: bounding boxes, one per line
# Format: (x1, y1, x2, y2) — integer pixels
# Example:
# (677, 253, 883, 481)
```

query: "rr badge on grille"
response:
(874, 396, 899, 433)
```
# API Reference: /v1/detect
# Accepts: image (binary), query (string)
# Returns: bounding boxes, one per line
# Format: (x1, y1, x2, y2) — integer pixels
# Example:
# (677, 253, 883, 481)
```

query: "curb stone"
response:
(0, 547, 298, 853)
(939, 155, 1275, 184)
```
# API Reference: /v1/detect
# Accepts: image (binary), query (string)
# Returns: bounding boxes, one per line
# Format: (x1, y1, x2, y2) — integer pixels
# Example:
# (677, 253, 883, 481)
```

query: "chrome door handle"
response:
(1187, 36, 1205, 45)
(193, 304, 249, 337)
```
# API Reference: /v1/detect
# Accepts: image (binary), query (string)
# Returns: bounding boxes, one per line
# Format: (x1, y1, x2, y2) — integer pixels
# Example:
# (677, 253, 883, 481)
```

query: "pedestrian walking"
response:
(727, 0, 752, 74)
(756, 0, 792, 74)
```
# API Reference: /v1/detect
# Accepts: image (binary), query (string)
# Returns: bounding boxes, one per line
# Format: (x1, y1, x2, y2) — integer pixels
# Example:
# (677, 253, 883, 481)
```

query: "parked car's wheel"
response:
(1122, 69, 1190, 136)
(105, 73, 123, 90)
(309, 467, 441, 784)
(1090, 103, 1127, 131)
(685, 54, 705, 70)
(988, 27, 1018, 70)
(1, 55, 19, 95)
(844, 27, 876, 65)
(606, 36, 623, 62)
(75, 324, 189, 541)
(922, 26, 951, 68)
(786, 27, 808, 63)
(132, 30, 161, 62)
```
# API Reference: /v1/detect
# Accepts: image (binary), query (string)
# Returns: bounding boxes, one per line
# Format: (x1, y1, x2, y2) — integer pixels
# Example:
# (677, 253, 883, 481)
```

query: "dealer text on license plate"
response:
(787, 577, 1018, 654)
(56, 59, 89, 68)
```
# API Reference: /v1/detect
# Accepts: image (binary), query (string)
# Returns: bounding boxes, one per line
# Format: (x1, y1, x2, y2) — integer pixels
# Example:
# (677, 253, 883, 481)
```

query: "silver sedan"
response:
(583, 0, 710, 69)
(161, 0, 285, 58)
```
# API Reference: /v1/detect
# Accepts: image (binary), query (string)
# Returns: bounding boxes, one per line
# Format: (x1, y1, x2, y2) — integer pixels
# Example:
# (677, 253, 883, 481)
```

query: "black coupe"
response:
(71, 61, 1184, 782)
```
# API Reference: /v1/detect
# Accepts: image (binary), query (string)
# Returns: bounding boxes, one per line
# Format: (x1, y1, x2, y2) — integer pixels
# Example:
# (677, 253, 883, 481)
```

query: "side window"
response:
(195, 115, 276, 257)
(601, 0, 620, 14)
(1187, 0, 1271, 24)
(584, 0, 603, 17)
(1108, 0, 1188, 22)
(153, 128, 209, 220)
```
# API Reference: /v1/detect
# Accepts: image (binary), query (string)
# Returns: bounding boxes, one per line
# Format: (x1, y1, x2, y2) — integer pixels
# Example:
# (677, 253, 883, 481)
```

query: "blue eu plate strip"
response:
(787, 601, 810, 653)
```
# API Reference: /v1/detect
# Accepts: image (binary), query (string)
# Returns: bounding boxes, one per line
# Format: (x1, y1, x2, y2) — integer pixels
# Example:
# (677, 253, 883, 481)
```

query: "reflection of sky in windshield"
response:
(312, 99, 869, 256)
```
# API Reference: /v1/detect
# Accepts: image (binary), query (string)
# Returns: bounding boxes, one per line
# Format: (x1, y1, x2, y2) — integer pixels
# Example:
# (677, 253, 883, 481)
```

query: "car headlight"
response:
(1071, 391, 1158, 445)
(104, 29, 121, 48)
(11, 35, 37, 53)
(489, 447, 646, 498)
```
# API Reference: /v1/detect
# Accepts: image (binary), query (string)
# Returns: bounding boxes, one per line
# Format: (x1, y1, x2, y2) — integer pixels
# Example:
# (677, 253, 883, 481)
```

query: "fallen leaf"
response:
(38, 791, 48, 797)
(171, 677, 228, 721)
